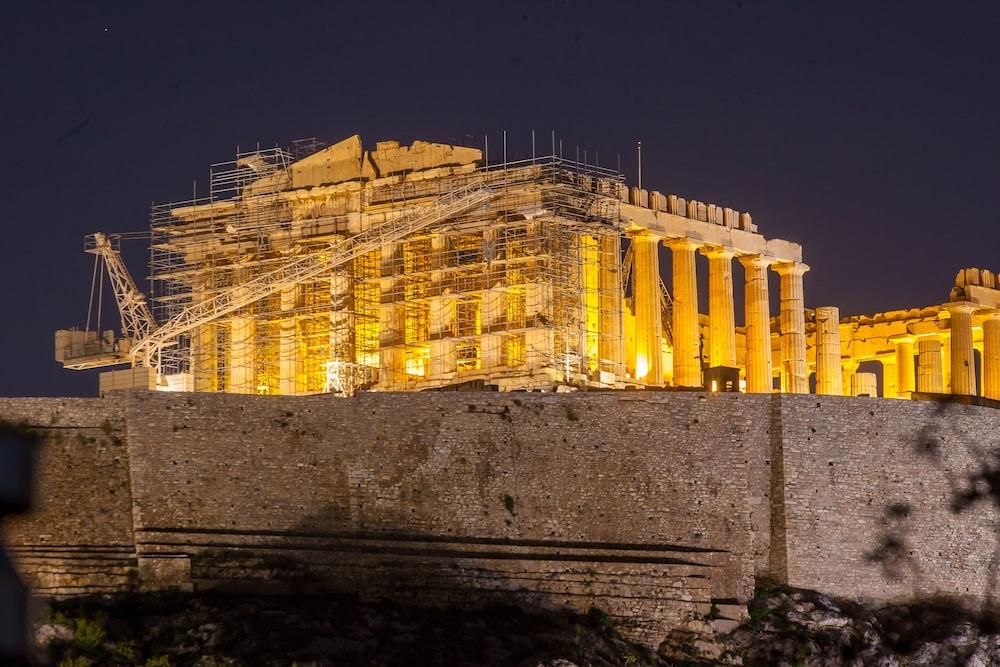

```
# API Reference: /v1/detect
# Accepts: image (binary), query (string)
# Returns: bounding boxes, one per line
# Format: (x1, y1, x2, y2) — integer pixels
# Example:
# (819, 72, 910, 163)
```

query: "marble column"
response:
(429, 235, 457, 377)
(632, 232, 663, 385)
(851, 372, 878, 397)
(190, 275, 217, 392)
(814, 306, 842, 396)
(774, 262, 810, 394)
(917, 336, 944, 394)
(278, 286, 303, 395)
(598, 233, 625, 378)
(948, 302, 977, 396)
(229, 316, 256, 394)
(701, 247, 737, 368)
(841, 359, 859, 397)
(983, 311, 1000, 400)
(892, 335, 916, 398)
(740, 255, 774, 393)
(666, 238, 701, 387)
(378, 242, 405, 386)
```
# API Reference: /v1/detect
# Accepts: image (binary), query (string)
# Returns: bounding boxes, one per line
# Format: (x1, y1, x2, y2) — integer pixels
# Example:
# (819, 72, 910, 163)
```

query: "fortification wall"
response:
(2, 390, 999, 646)
(0, 398, 136, 594)
(121, 391, 758, 644)
(774, 394, 1000, 602)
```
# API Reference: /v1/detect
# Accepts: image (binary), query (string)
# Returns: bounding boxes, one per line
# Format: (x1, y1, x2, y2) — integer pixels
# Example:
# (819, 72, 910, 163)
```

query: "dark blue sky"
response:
(1, 1, 998, 396)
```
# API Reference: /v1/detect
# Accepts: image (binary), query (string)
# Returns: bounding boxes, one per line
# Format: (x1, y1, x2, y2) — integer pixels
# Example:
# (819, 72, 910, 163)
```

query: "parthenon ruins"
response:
(53, 135, 1000, 402)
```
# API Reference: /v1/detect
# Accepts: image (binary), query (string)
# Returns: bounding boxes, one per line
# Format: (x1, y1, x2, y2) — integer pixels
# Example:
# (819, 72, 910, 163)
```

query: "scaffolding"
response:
(145, 141, 626, 395)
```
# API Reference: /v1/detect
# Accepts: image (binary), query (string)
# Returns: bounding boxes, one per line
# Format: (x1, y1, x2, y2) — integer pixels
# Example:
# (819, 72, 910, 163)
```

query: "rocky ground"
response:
(32, 592, 668, 666)
(30, 586, 1000, 666)
(720, 583, 1000, 666)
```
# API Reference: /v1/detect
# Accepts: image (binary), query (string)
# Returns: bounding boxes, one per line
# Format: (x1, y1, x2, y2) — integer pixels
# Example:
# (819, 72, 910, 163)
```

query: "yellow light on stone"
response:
(635, 355, 649, 380)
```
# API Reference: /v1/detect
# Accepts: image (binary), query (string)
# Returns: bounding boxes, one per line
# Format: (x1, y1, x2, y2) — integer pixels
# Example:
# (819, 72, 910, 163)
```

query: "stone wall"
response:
(775, 394, 1000, 602)
(0, 398, 136, 594)
(121, 391, 758, 644)
(2, 390, 999, 646)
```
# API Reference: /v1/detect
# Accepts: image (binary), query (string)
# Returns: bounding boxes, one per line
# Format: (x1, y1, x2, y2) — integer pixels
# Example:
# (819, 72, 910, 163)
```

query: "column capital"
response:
(663, 236, 701, 251)
(630, 230, 661, 241)
(699, 244, 736, 260)
(737, 253, 775, 270)
(983, 309, 1000, 322)
(888, 334, 917, 345)
(772, 260, 811, 277)
(944, 300, 980, 315)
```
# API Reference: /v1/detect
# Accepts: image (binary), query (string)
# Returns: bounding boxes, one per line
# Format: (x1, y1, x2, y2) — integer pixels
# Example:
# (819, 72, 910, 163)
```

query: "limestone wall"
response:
(775, 394, 1000, 602)
(3, 390, 1000, 645)
(121, 391, 757, 644)
(0, 398, 136, 594)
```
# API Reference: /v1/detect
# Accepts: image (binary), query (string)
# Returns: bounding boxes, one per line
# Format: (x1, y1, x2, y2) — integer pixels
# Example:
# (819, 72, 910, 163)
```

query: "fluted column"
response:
(841, 359, 859, 397)
(666, 238, 701, 387)
(701, 247, 737, 368)
(851, 372, 877, 397)
(279, 286, 303, 395)
(892, 335, 916, 398)
(229, 315, 256, 394)
(632, 232, 663, 385)
(740, 254, 774, 393)
(948, 302, 977, 395)
(598, 233, 625, 378)
(814, 306, 842, 396)
(774, 262, 810, 394)
(917, 336, 943, 394)
(984, 311, 1000, 400)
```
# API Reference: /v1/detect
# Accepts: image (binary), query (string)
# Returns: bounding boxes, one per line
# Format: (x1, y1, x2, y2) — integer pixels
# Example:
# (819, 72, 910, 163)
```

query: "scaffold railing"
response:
(130, 180, 495, 368)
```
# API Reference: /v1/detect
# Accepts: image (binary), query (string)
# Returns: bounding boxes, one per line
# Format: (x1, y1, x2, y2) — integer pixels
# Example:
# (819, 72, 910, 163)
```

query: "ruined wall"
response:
(0, 398, 136, 594)
(3, 390, 999, 646)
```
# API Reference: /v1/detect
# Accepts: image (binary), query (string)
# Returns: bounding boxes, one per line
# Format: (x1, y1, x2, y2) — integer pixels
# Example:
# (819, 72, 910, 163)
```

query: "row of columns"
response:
(894, 306, 1000, 400)
(632, 232, 809, 393)
(828, 305, 1000, 401)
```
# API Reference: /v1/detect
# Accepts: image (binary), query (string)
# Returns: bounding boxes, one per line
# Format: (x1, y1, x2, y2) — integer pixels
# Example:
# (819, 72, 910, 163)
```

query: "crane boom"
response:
(129, 180, 494, 368)
(86, 232, 159, 344)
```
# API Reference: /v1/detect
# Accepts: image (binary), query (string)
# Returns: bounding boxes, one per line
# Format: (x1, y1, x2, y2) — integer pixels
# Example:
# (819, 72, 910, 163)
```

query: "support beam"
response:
(917, 336, 944, 394)
(814, 306, 842, 396)
(739, 254, 774, 393)
(947, 302, 977, 396)
(701, 247, 737, 369)
(984, 312, 1000, 400)
(774, 261, 810, 394)
(632, 232, 663, 385)
(666, 238, 701, 387)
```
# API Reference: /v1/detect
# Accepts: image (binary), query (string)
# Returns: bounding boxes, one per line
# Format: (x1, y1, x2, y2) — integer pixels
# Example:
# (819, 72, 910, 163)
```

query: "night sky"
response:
(2, 1, 998, 397)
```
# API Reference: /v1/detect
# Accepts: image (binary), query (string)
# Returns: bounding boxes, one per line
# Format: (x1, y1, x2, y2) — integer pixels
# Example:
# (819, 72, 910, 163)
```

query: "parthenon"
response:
(53, 135, 1000, 403)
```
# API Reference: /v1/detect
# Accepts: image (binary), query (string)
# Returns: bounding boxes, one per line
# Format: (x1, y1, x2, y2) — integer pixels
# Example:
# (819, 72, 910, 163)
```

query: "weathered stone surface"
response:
(3, 391, 1000, 647)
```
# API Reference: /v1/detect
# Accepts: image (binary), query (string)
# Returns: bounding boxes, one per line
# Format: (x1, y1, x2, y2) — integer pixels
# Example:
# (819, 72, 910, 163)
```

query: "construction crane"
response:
(56, 180, 495, 374)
